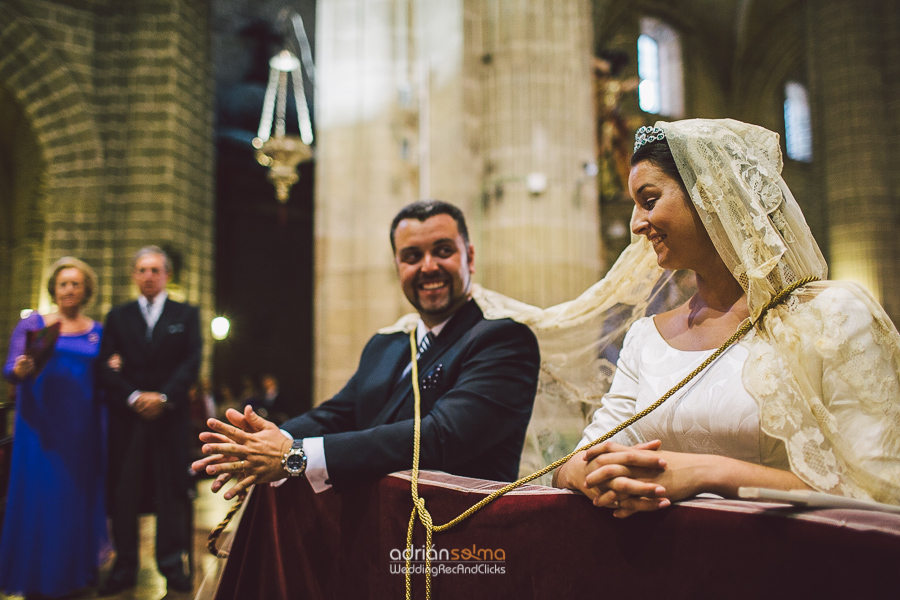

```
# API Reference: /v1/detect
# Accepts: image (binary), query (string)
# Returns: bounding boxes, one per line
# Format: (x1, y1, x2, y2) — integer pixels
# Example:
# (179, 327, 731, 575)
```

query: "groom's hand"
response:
(194, 407, 292, 499)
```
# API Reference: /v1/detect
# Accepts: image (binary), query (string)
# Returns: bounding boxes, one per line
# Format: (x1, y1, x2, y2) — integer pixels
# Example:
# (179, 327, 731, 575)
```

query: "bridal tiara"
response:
(633, 125, 667, 153)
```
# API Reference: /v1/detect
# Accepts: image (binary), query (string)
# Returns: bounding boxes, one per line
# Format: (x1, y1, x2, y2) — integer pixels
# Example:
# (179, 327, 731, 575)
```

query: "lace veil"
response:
(660, 119, 900, 501)
(385, 119, 900, 500)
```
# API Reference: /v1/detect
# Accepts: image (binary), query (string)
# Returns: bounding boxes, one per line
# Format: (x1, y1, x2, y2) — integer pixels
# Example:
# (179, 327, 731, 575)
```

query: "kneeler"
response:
(209, 470, 900, 600)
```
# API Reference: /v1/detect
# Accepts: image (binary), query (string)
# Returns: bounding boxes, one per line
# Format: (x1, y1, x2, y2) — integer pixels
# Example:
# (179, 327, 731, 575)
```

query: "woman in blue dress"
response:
(0, 257, 109, 598)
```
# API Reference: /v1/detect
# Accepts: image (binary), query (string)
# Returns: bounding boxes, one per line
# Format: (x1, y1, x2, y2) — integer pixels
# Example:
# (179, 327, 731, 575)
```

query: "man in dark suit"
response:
(98, 246, 202, 595)
(193, 200, 539, 498)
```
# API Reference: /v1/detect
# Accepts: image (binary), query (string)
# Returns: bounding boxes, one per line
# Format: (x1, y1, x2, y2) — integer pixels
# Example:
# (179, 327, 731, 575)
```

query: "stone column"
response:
(476, 0, 600, 308)
(313, 0, 421, 401)
(807, 0, 900, 323)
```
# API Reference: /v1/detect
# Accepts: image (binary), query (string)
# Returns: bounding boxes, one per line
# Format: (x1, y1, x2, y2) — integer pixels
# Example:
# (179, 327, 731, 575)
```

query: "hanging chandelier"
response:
(253, 13, 315, 203)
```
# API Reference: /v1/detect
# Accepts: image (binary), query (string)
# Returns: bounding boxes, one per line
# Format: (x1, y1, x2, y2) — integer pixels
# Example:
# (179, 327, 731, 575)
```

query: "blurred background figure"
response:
(98, 245, 201, 595)
(250, 373, 290, 425)
(190, 378, 216, 424)
(0, 257, 108, 598)
(200, 378, 216, 421)
(216, 383, 242, 420)
(238, 375, 258, 410)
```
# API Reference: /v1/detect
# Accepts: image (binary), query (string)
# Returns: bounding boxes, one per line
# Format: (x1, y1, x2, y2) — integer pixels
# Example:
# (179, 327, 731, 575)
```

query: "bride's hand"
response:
(555, 440, 666, 507)
(582, 439, 670, 516)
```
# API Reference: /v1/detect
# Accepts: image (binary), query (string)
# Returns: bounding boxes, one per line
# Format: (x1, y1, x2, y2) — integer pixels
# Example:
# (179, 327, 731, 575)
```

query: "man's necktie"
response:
(417, 331, 435, 358)
(144, 302, 154, 340)
(399, 332, 436, 383)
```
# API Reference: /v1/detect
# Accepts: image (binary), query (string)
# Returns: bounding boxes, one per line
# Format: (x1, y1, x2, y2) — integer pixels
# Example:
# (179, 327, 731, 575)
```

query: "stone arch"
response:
(0, 1, 108, 341)
(0, 2, 105, 192)
(729, 2, 826, 252)
(731, 1, 806, 130)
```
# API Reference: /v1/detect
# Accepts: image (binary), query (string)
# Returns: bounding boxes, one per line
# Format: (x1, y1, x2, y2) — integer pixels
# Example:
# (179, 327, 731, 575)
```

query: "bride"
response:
(528, 119, 900, 516)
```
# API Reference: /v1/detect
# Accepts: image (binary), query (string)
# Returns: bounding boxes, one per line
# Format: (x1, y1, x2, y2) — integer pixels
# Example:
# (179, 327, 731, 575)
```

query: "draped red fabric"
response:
(214, 471, 900, 599)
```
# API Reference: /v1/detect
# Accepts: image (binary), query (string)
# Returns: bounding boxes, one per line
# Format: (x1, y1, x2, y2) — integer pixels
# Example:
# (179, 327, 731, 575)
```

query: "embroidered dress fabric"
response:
(380, 119, 900, 500)
(578, 316, 789, 471)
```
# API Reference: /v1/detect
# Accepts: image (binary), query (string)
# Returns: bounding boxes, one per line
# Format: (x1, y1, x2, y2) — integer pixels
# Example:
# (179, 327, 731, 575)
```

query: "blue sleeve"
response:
(3, 314, 42, 383)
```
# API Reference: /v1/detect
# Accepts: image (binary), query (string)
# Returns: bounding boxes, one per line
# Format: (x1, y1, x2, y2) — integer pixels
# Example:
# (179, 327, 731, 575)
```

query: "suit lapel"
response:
(369, 336, 416, 426)
(147, 298, 174, 355)
(416, 300, 481, 374)
(371, 300, 483, 425)
(124, 301, 152, 354)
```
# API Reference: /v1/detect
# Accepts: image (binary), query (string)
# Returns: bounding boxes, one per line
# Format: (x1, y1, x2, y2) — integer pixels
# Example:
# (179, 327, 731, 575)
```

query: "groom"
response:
(194, 200, 540, 498)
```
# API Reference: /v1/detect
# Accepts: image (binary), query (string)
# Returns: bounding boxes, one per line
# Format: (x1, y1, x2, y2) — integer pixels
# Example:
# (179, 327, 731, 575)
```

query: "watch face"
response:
(286, 453, 306, 472)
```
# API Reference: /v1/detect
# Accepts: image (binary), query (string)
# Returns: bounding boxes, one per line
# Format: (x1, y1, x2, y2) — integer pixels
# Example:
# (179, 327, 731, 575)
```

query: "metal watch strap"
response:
(282, 438, 307, 477)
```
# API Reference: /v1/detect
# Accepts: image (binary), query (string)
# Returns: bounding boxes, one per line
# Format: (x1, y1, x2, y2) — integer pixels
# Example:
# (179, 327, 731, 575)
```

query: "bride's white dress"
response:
(579, 316, 789, 469)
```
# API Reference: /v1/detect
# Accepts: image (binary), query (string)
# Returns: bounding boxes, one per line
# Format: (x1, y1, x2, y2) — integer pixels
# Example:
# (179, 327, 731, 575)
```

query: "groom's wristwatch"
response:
(281, 439, 307, 477)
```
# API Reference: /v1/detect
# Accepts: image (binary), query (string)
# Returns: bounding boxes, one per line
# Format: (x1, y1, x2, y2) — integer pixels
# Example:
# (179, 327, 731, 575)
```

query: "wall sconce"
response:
(253, 12, 316, 203)
(482, 164, 595, 208)
(526, 172, 547, 195)
(483, 172, 548, 208)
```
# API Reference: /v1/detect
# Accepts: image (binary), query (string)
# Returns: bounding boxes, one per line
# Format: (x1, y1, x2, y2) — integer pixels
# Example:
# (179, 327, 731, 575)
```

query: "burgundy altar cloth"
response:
(213, 471, 900, 599)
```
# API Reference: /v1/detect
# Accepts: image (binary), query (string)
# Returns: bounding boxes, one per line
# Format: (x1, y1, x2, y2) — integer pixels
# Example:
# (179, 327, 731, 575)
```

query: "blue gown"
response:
(0, 313, 109, 597)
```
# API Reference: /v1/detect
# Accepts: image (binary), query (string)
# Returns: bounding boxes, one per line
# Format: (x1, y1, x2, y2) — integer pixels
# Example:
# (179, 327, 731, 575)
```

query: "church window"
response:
(637, 17, 684, 118)
(784, 81, 813, 162)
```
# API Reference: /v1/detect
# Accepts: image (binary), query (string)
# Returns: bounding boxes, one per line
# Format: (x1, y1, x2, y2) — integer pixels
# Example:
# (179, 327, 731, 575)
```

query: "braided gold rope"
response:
(405, 335, 435, 598)
(207, 491, 246, 557)
(403, 276, 818, 600)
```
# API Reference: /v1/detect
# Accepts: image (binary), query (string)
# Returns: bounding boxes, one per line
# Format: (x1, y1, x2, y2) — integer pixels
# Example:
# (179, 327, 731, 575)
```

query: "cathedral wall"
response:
(807, 0, 900, 322)
(2, 0, 897, 401)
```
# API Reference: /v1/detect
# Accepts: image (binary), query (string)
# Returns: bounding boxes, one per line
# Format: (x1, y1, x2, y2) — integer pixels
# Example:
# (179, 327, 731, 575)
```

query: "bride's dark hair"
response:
(631, 137, 685, 190)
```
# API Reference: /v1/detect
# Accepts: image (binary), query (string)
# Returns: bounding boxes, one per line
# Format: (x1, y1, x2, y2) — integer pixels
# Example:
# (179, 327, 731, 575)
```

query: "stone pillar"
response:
(476, 0, 600, 308)
(95, 0, 216, 370)
(313, 0, 420, 401)
(807, 0, 900, 323)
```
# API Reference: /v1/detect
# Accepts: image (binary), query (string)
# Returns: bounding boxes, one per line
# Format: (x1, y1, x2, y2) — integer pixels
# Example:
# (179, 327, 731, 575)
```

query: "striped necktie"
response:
(399, 331, 436, 383)
(417, 331, 435, 358)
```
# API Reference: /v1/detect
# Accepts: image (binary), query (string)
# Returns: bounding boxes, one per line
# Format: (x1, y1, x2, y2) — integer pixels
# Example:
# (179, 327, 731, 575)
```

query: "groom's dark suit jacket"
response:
(283, 300, 539, 487)
(99, 298, 202, 497)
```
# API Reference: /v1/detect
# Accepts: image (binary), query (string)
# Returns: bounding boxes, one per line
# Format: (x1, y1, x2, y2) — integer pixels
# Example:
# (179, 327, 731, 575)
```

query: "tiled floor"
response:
(1, 481, 236, 600)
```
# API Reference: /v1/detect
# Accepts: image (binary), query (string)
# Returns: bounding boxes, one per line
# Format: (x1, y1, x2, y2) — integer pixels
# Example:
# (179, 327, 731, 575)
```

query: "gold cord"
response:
(403, 276, 818, 599)
(207, 491, 246, 557)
